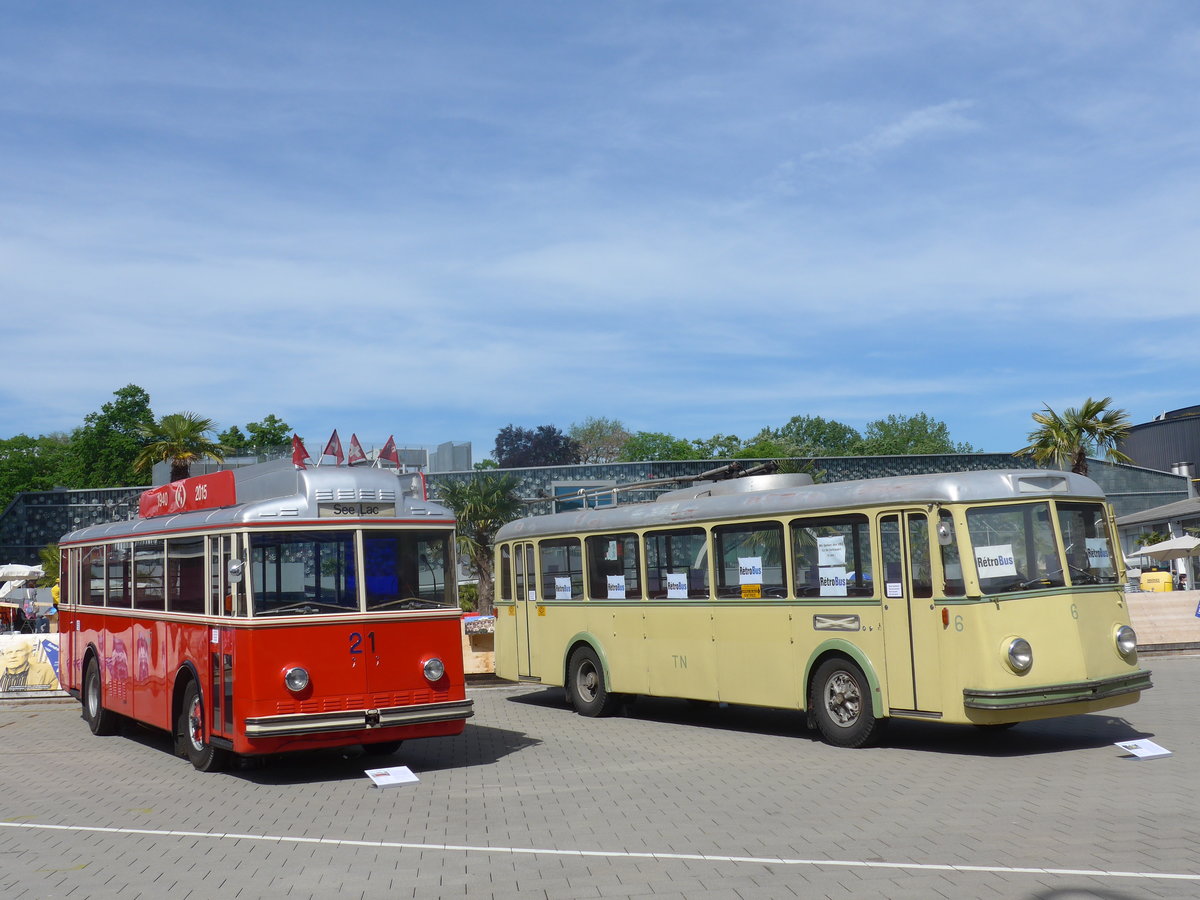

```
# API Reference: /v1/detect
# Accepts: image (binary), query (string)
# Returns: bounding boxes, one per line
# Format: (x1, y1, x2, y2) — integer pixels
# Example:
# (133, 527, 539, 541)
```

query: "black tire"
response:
(82, 659, 119, 736)
(567, 646, 622, 717)
(810, 657, 879, 748)
(179, 681, 230, 772)
(361, 740, 403, 756)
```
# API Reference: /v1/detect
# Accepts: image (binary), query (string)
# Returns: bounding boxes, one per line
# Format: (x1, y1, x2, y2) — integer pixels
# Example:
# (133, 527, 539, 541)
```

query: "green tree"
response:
(569, 417, 632, 464)
(245, 414, 292, 451)
(1014, 397, 1132, 476)
(856, 413, 977, 456)
(64, 384, 156, 487)
(218, 425, 250, 454)
(134, 412, 225, 482)
(617, 431, 701, 462)
(493, 424, 581, 468)
(436, 474, 523, 616)
(37, 543, 60, 588)
(691, 433, 744, 458)
(0, 433, 73, 511)
(775, 415, 862, 456)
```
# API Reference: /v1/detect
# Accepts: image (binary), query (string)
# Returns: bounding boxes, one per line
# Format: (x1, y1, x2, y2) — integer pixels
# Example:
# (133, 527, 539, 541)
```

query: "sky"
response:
(3, 2, 1198, 464)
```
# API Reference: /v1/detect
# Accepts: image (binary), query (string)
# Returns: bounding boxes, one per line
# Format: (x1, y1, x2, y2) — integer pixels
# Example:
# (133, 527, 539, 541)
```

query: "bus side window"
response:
(539, 538, 583, 600)
(585, 533, 641, 600)
(644, 528, 708, 599)
(938, 510, 965, 597)
(790, 514, 873, 598)
(712, 521, 786, 598)
(498, 544, 513, 602)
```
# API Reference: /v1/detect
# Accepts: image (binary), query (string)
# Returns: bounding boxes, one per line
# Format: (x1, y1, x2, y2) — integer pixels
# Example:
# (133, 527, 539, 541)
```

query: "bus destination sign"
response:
(318, 503, 397, 518)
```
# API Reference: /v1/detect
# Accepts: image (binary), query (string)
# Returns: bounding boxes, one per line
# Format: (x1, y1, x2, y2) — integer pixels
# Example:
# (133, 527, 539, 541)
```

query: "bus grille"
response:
(276, 690, 437, 715)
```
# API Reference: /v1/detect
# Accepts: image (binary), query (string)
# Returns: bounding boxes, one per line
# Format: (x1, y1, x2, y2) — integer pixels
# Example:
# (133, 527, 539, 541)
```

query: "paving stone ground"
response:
(1, 656, 1197, 899)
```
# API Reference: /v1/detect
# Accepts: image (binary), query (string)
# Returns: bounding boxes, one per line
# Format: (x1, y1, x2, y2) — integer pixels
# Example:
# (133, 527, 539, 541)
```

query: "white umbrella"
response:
(1138, 535, 1200, 563)
(0, 564, 44, 580)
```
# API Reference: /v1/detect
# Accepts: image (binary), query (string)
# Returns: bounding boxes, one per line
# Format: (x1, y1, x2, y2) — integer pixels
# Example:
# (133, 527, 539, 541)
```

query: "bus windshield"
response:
(966, 502, 1065, 595)
(250, 529, 456, 615)
(1056, 501, 1119, 586)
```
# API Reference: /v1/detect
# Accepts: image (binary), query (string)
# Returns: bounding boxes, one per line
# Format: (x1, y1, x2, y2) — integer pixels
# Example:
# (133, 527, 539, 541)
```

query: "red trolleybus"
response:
(57, 458, 472, 770)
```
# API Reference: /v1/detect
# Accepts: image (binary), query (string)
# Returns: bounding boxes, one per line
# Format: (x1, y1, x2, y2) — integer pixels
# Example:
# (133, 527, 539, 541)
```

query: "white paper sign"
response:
(817, 535, 846, 567)
(738, 557, 763, 585)
(554, 576, 573, 600)
(606, 574, 626, 600)
(666, 572, 688, 599)
(1085, 538, 1112, 570)
(820, 566, 848, 597)
(366, 764, 420, 788)
(975, 544, 1018, 578)
(1115, 739, 1171, 760)
(886, 582, 902, 598)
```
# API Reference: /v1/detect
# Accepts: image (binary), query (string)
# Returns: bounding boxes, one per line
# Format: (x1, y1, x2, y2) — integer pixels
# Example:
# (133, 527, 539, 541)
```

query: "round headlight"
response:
(1006, 638, 1033, 673)
(1115, 625, 1138, 657)
(284, 666, 310, 692)
(423, 657, 446, 683)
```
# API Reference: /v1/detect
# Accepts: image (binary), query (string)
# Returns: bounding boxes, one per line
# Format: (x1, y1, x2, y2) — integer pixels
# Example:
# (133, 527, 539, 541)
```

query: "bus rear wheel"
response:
(811, 657, 879, 748)
(179, 681, 230, 772)
(82, 659, 119, 736)
(567, 646, 622, 717)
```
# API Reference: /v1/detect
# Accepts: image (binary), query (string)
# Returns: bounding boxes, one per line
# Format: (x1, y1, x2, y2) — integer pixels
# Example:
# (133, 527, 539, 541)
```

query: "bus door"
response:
(207, 534, 240, 740)
(879, 512, 942, 716)
(512, 542, 538, 679)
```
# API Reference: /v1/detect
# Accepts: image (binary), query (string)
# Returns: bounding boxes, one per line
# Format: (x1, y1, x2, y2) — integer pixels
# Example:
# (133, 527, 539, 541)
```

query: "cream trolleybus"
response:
(493, 469, 1150, 747)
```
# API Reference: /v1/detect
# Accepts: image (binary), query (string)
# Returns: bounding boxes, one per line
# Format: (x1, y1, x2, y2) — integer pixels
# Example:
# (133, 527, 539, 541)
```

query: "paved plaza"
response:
(2, 656, 1198, 899)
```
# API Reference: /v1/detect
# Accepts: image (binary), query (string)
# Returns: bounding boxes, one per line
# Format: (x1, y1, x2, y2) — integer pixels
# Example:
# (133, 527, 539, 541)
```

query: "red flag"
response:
(378, 435, 400, 467)
(291, 434, 310, 469)
(322, 430, 345, 466)
(348, 434, 367, 465)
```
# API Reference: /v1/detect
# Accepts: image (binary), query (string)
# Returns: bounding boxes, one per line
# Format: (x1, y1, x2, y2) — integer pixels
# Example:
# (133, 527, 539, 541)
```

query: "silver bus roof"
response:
(495, 469, 1104, 542)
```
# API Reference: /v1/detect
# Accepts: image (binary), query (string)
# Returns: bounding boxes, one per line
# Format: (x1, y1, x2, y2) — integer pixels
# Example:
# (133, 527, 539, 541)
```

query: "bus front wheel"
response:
(179, 682, 230, 772)
(82, 659, 119, 736)
(567, 646, 622, 717)
(810, 657, 879, 748)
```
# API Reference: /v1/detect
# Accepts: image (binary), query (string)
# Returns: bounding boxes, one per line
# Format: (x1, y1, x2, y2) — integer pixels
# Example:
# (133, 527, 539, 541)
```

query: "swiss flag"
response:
(323, 430, 345, 466)
(348, 434, 367, 465)
(291, 434, 310, 469)
(378, 435, 400, 467)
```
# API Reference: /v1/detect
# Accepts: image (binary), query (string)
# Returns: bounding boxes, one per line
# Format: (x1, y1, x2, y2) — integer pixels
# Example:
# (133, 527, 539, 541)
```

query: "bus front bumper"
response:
(962, 670, 1153, 711)
(244, 698, 474, 738)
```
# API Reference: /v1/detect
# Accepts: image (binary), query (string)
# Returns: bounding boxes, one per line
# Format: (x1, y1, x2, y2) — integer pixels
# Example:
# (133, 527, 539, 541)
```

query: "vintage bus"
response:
(58, 458, 472, 770)
(493, 469, 1151, 747)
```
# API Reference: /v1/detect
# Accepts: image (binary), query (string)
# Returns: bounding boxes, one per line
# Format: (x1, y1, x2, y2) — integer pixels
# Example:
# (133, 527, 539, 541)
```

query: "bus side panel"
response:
(106, 615, 134, 715)
(494, 602, 518, 681)
(532, 602, 587, 687)
(643, 604, 717, 701)
(713, 605, 798, 708)
(588, 604, 648, 695)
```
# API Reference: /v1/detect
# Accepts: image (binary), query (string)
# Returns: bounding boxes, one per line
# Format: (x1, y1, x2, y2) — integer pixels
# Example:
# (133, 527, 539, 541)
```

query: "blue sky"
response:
(3, 2, 1198, 463)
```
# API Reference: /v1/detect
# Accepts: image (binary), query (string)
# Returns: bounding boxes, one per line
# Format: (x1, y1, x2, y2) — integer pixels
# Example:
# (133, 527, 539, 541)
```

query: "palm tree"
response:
(134, 412, 225, 482)
(436, 474, 523, 616)
(1015, 397, 1132, 476)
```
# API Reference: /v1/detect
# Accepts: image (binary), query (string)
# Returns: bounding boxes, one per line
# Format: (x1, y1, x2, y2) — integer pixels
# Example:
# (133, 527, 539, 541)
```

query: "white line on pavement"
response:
(2, 821, 1198, 883)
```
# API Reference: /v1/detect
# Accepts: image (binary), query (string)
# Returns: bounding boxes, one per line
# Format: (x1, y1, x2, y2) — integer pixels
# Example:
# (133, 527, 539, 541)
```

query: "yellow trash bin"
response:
(1139, 571, 1174, 592)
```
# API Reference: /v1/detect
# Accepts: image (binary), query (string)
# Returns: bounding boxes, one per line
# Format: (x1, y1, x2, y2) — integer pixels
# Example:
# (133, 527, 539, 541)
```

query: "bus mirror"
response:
(936, 521, 954, 546)
(228, 559, 245, 584)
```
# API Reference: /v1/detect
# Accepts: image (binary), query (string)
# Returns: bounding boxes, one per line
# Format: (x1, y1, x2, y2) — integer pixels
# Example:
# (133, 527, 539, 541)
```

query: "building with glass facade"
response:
(2, 453, 1188, 567)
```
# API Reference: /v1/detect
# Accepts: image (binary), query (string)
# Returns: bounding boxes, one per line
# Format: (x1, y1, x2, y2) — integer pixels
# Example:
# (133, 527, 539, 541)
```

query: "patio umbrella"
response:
(0, 564, 43, 580)
(1138, 535, 1200, 563)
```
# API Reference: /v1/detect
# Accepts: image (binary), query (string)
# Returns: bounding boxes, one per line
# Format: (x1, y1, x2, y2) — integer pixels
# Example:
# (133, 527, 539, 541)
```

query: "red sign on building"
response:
(138, 470, 238, 519)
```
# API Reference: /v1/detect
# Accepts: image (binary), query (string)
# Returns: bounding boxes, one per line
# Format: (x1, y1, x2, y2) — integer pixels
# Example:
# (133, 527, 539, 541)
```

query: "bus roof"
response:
(59, 458, 454, 544)
(495, 468, 1106, 542)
